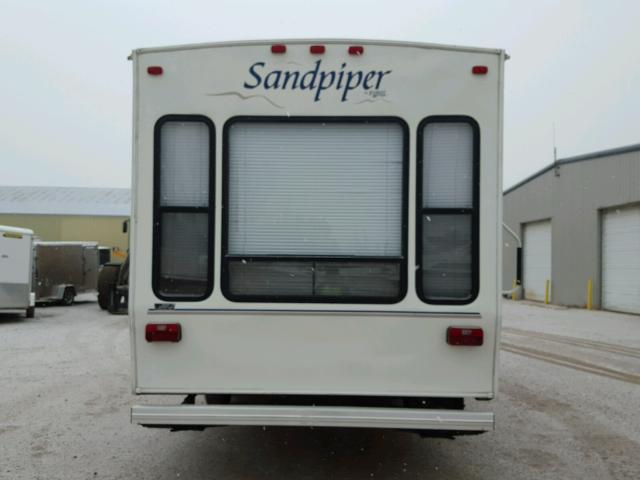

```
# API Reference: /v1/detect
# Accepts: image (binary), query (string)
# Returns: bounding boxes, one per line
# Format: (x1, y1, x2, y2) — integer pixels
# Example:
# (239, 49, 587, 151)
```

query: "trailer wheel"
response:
(98, 292, 108, 310)
(98, 264, 120, 310)
(26, 307, 35, 318)
(107, 285, 117, 314)
(62, 287, 75, 306)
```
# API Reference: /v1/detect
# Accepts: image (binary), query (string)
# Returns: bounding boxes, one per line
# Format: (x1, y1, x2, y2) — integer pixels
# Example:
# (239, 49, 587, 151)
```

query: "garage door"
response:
(523, 220, 552, 301)
(602, 205, 640, 314)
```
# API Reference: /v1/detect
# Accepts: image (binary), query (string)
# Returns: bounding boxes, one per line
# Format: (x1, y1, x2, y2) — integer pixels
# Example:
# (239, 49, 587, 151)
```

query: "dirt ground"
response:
(1, 299, 638, 479)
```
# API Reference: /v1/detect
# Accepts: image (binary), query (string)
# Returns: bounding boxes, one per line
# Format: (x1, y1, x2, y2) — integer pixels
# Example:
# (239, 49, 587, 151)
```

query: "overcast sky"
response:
(1, 0, 638, 190)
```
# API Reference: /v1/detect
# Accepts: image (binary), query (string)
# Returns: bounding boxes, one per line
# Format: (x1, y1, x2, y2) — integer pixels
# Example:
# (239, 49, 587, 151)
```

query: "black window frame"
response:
(416, 115, 480, 305)
(221, 115, 409, 304)
(152, 114, 216, 302)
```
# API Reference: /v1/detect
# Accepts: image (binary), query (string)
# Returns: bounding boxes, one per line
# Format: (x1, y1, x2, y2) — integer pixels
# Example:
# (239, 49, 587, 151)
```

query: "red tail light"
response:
(472, 65, 488, 75)
(146, 323, 181, 342)
(147, 66, 163, 76)
(271, 44, 286, 54)
(310, 45, 325, 54)
(348, 46, 364, 56)
(447, 327, 483, 346)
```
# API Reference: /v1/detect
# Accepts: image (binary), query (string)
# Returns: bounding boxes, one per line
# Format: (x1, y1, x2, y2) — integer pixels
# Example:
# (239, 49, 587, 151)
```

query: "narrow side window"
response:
(417, 118, 479, 304)
(153, 116, 214, 300)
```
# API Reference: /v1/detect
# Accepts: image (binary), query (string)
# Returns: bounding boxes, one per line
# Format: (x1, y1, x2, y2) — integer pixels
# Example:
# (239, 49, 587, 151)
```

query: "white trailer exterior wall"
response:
(129, 39, 505, 432)
(0, 225, 35, 316)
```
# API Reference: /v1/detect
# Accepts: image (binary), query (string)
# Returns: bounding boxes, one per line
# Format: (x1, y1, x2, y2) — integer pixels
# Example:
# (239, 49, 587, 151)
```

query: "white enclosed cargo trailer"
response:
(0, 225, 35, 318)
(129, 39, 505, 436)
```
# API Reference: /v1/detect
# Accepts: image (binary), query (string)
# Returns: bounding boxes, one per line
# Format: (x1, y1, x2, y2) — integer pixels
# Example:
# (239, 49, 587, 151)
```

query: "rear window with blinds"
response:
(223, 118, 407, 303)
(417, 118, 479, 304)
(153, 116, 214, 300)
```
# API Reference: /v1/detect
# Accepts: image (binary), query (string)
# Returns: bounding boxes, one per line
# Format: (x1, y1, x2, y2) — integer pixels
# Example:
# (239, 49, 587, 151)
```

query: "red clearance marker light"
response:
(271, 44, 286, 54)
(146, 323, 181, 342)
(310, 45, 325, 54)
(472, 65, 488, 75)
(447, 327, 484, 346)
(147, 66, 163, 76)
(348, 46, 364, 56)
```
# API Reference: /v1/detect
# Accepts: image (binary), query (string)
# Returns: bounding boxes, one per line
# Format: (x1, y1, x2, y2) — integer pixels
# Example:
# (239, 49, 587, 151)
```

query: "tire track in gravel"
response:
(503, 327, 640, 358)
(501, 341, 640, 385)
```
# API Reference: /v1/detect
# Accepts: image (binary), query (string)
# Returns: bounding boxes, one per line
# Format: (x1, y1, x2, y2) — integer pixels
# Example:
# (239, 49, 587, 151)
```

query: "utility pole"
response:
(552, 122, 558, 162)
(553, 123, 560, 177)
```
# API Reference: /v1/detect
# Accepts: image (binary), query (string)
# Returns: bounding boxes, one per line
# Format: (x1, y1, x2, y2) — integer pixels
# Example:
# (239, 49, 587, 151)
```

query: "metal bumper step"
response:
(132, 404, 494, 431)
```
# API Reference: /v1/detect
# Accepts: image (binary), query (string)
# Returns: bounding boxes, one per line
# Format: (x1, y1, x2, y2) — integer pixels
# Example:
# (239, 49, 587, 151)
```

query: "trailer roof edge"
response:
(131, 38, 506, 57)
(0, 225, 34, 235)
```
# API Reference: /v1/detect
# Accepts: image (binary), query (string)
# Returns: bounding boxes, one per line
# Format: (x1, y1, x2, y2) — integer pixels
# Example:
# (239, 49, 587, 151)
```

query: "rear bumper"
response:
(131, 404, 494, 432)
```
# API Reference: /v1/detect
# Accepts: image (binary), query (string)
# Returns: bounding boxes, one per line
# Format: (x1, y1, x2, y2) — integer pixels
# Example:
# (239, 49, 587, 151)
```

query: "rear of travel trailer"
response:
(0, 225, 35, 318)
(129, 39, 505, 436)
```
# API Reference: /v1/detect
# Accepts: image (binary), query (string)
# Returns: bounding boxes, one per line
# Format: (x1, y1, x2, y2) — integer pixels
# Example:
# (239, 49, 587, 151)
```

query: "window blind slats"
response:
(423, 123, 473, 208)
(160, 121, 210, 207)
(228, 122, 403, 257)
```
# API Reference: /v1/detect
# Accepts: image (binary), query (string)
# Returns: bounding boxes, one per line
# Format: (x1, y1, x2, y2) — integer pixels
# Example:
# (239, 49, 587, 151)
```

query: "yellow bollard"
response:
(544, 279, 550, 305)
(587, 278, 593, 310)
(511, 279, 517, 301)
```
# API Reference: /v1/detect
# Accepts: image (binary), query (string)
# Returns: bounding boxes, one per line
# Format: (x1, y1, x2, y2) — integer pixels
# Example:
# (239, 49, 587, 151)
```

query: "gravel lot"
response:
(1, 299, 639, 479)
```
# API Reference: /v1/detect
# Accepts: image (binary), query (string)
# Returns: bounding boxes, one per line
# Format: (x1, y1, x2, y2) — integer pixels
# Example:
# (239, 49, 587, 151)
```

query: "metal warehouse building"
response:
(0, 186, 130, 258)
(503, 143, 640, 314)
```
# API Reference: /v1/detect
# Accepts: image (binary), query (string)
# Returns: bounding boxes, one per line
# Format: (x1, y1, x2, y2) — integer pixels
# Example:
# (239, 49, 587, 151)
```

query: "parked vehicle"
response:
(98, 221, 130, 314)
(98, 246, 112, 266)
(34, 241, 99, 305)
(0, 225, 35, 318)
(97, 254, 129, 314)
(129, 39, 505, 436)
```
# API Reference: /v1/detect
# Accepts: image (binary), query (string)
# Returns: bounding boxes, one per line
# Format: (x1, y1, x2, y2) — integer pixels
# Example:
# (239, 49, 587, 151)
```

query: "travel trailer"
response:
(129, 39, 505, 436)
(0, 225, 35, 318)
(34, 241, 99, 305)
